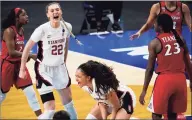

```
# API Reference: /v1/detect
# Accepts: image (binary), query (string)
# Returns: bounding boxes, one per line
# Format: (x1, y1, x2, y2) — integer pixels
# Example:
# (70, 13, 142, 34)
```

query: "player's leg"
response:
(34, 61, 56, 119)
(15, 65, 42, 117)
(55, 64, 77, 119)
(21, 85, 42, 116)
(57, 86, 77, 119)
(110, 1, 123, 32)
(115, 92, 133, 119)
(0, 60, 14, 104)
(85, 104, 104, 119)
(37, 92, 55, 119)
(37, 85, 55, 119)
(166, 94, 177, 120)
(94, 2, 106, 32)
(0, 89, 6, 104)
(168, 73, 187, 120)
(147, 75, 172, 119)
(115, 108, 132, 119)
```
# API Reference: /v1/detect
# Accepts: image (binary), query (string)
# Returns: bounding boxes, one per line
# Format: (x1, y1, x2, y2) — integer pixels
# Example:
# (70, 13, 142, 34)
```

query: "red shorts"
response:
(1, 59, 32, 93)
(147, 73, 187, 114)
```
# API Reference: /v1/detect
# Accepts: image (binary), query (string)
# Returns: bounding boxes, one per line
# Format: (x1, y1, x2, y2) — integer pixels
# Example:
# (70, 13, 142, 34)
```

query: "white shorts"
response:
(34, 61, 71, 95)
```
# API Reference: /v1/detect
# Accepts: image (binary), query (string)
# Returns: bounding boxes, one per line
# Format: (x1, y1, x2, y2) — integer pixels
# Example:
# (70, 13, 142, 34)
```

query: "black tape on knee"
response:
(40, 92, 55, 103)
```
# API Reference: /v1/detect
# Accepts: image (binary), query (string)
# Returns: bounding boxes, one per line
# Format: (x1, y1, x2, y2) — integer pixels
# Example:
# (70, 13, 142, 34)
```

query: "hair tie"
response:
(14, 8, 21, 15)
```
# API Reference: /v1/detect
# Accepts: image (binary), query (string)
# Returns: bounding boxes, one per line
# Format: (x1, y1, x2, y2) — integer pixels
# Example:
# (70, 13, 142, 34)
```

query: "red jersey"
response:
(155, 33, 185, 74)
(159, 1, 183, 35)
(1, 26, 24, 62)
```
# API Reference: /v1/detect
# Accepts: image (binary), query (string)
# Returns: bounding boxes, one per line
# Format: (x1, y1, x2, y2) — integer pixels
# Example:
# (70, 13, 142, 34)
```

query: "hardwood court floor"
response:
(1, 51, 191, 119)
(1, 85, 191, 119)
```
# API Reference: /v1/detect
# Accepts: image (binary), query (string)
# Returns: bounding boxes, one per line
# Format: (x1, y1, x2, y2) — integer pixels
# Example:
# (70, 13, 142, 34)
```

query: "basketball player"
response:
(75, 60, 136, 119)
(1, 8, 42, 117)
(130, 1, 192, 40)
(19, 2, 77, 119)
(139, 14, 192, 120)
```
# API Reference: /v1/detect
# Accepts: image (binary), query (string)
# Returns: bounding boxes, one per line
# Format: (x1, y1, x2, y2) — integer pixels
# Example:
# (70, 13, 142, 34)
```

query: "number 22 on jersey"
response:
(52, 44, 63, 55)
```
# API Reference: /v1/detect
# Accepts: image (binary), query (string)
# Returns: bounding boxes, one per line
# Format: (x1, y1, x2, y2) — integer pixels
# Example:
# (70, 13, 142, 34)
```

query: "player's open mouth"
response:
(53, 16, 59, 19)
(77, 82, 80, 85)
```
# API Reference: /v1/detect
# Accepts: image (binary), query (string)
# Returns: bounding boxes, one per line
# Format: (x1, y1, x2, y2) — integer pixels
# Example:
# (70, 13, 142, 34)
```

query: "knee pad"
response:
(23, 85, 40, 111)
(40, 92, 55, 104)
(0, 90, 6, 104)
(86, 114, 97, 119)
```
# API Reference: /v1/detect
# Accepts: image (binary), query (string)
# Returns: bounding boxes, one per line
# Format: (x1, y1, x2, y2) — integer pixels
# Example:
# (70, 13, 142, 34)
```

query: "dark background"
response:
(1, 1, 192, 39)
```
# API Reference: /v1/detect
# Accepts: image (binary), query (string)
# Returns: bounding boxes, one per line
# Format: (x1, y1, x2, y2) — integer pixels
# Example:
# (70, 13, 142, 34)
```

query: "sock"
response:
(38, 110, 55, 119)
(64, 100, 77, 119)
(0, 90, 6, 104)
(22, 85, 41, 111)
(86, 113, 97, 119)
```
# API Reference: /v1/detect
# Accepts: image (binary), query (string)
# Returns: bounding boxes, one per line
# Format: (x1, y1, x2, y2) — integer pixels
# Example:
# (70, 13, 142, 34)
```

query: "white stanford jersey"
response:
(30, 21, 72, 66)
(82, 79, 136, 107)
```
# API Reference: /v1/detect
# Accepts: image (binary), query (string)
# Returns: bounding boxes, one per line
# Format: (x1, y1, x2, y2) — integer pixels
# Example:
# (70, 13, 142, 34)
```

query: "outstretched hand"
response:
(129, 32, 141, 40)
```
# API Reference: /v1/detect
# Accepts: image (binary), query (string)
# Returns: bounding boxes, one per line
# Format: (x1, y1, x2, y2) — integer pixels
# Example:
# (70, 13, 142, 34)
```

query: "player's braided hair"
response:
(157, 14, 184, 47)
(78, 60, 119, 96)
(2, 8, 22, 30)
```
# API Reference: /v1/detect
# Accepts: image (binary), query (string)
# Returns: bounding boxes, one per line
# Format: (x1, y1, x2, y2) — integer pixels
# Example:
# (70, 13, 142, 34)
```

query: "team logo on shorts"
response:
(148, 103, 152, 109)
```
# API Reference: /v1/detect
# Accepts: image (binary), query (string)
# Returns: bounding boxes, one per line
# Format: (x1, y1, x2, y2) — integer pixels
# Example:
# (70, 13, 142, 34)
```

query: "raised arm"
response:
(182, 3, 192, 32)
(138, 4, 159, 35)
(129, 3, 159, 40)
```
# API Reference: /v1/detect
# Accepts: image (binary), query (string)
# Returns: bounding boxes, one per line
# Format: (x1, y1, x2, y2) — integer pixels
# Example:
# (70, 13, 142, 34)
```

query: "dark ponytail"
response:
(1, 8, 22, 31)
(171, 29, 184, 47)
(78, 60, 119, 96)
(157, 14, 184, 48)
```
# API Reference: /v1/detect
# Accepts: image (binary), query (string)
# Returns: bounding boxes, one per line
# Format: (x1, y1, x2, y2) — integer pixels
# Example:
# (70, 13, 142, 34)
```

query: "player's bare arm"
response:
(107, 90, 121, 119)
(138, 3, 159, 35)
(3, 28, 37, 61)
(20, 39, 36, 75)
(182, 3, 192, 32)
(4, 28, 23, 58)
(98, 102, 108, 119)
(64, 37, 69, 63)
(181, 37, 192, 91)
(140, 39, 159, 105)
(129, 3, 159, 40)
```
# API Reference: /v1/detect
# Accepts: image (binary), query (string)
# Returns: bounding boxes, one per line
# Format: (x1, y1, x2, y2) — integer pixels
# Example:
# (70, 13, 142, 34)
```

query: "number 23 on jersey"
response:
(165, 43, 181, 56)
